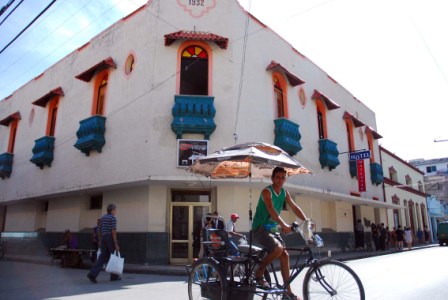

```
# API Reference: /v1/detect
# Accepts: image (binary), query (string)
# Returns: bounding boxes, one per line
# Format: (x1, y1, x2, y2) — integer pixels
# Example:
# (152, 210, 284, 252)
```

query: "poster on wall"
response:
(177, 139, 209, 167)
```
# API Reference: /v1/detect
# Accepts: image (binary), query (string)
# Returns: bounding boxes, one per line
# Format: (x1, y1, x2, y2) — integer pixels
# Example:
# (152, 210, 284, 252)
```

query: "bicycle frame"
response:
(266, 245, 316, 291)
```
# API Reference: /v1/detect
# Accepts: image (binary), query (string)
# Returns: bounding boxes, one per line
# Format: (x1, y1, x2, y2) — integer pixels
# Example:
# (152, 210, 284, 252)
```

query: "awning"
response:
(0, 112, 21, 126)
(365, 126, 382, 139)
(266, 61, 305, 86)
(32, 87, 64, 107)
(75, 57, 116, 82)
(343, 111, 365, 128)
(311, 90, 340, 110)
(164, 30, 229, 50)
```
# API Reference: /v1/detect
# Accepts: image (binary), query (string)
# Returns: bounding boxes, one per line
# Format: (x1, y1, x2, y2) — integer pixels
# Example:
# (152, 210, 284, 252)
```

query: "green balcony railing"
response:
(318, 138, 340, 171)
(30, 136, 55, 169)
(349, 160, 357, 178)
(171, 95, 216, 140)
(0, 152, 13, 179)
(273, 118, 302, 156)
(370, 162, 384, 185)
(74, 115, 106, 156)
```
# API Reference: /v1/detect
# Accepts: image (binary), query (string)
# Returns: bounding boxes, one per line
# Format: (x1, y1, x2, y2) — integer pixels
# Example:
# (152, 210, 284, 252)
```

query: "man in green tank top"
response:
(252, 167, 307, 300)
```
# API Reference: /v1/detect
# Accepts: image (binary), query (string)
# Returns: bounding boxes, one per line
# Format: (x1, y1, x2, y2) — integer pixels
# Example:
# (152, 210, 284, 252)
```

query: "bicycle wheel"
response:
(303, 259, 365, 300)
(188, 258, 228, 300)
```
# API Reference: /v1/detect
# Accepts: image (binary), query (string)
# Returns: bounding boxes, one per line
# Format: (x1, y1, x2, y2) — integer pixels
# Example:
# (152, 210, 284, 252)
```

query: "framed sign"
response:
(177, 139, 209, 167)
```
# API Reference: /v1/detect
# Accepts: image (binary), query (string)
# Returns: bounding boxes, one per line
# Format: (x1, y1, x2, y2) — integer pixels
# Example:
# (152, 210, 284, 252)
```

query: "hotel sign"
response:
(349, 150, 371, 192)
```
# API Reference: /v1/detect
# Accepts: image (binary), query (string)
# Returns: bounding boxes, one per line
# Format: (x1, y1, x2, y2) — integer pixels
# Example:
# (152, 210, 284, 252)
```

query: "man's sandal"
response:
(254, 276, 270, 289)
(283, 292, 299, 300)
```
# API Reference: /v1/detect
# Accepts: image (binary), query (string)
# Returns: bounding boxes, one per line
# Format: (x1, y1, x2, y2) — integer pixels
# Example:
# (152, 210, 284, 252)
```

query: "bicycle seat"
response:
(237, 244, 263, 255)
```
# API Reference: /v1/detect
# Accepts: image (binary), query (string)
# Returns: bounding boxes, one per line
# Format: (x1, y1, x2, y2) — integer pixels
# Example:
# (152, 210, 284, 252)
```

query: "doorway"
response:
(170, 190, 211, 264)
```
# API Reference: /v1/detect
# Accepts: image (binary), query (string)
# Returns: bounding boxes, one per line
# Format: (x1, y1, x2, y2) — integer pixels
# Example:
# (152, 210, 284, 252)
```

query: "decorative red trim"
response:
(121, 4, 146, 21)
(292, 47, 306, 58)
(365, 126, 382, 139)
(32, 87, 64, 108)
(380, 146, 424, 175)
(248, 13, 267, 29)
(266, 61, 305, 86)
(75, 57, 116, 82)
(391, 194, 400, 204)
(34, 73, 45, 81)
(327, 75, 338, 84)
(312, 90, 340, 110)
(343, 111, 365, 128)
(383, 178, 427, 197)
(77, 42, 90, 52)
(350, 192, 361, 197)
(164, 30, 229, 49)
(0, 111, 21, 126)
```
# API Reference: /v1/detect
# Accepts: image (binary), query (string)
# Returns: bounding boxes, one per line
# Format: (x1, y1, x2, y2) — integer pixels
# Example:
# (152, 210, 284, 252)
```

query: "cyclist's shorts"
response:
(253, 227, 285, 253)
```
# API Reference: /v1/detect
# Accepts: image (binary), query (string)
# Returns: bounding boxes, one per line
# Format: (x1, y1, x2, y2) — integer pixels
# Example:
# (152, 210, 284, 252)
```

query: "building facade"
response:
(0, 0, 394, 264)
(380, 147, 429, 238)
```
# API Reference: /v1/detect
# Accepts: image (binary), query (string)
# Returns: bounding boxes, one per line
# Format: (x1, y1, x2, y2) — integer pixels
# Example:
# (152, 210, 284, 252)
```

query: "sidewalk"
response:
(1, 243, 438, 277)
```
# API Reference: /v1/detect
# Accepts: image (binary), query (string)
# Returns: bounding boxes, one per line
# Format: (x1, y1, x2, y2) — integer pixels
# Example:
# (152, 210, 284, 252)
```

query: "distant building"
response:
(409, 157, 448, 240)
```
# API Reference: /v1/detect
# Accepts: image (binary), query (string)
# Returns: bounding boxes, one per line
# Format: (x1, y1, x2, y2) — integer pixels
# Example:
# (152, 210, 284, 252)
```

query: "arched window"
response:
(316, 100, 327, 139)
(47, 97, 59, 137)
(273, 74, 288, 118)
(92, 71, 109, 115)
(180, 45, 208, 95)
(345, 120, 354, 152)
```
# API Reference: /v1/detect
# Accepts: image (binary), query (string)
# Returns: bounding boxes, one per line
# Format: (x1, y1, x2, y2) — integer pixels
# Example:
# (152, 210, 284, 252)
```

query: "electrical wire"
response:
(0, 0, 15, 17)
(233, 0, 252, 145)
(0, 0, 57, 54)
(0, 0, 23, 26)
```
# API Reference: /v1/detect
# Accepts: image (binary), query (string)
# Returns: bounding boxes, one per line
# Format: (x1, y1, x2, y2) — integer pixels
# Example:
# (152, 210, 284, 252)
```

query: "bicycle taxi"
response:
(186, 219, 365, 300)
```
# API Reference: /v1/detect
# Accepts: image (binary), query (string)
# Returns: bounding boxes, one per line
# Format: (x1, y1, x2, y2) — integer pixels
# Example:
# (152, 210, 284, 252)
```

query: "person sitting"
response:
(61, 230, 80, 267)
(63, 230, 78, 249)
(225, 213, 244, 256)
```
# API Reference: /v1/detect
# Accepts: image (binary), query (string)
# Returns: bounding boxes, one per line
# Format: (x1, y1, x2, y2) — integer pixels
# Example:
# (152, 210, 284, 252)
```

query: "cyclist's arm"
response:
(285, 190, 307, 221)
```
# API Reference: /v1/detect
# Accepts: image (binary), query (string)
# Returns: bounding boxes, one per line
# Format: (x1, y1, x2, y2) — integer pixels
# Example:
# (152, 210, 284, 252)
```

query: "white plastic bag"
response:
(105, 251, 124, 275)
(96, 249, 101, 259)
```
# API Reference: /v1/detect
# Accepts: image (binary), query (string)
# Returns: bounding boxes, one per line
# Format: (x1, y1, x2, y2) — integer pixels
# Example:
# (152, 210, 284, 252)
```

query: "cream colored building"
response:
(0, 0, 398, 264)
(380, 147, 429, 235)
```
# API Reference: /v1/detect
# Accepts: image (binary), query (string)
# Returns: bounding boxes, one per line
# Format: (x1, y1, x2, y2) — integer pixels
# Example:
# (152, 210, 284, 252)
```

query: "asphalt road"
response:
(1, 246, 447, 299)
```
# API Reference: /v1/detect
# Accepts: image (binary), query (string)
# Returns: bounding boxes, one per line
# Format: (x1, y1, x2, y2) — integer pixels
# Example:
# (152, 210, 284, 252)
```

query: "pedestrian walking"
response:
(416, 228, 423, 245)
(391, 227, 397, 249)
(355, 219, 365, 251)
(385, 226, 391, 250)
(424, 226, 430, 244)
(87, 204, 121, 283)
(395, 225, 404, 250)
(379, 223, 387, 251)
(371, 223, 379, 251)
(404, 226, 415, 250)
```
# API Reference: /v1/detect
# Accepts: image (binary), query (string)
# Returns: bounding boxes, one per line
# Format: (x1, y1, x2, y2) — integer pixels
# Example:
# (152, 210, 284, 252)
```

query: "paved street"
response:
(1, 246, 447, 299)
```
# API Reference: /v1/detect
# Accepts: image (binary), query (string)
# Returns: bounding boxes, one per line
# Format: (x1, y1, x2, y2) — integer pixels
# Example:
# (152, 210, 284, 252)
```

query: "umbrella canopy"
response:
(189, 142, 311, 179)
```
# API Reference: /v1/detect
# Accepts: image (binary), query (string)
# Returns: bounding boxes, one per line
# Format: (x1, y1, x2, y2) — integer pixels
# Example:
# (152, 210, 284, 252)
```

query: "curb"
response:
(1, 244, 438, 277)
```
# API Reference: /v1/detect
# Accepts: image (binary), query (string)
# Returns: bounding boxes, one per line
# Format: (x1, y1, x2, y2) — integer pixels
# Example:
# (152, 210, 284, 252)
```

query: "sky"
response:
(0, 0, 447, 161)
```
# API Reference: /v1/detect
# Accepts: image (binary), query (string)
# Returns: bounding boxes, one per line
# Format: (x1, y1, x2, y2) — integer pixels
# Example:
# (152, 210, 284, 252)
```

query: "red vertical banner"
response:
(357, 159, 366, 192)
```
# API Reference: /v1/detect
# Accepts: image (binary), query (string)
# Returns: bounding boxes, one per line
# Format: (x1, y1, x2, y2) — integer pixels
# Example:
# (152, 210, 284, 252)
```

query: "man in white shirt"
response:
(226, 213, 244, 239)
(225, 213, 244, 256)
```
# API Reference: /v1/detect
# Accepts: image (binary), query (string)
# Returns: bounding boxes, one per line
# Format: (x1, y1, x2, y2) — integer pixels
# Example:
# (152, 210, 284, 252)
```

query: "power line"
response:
(0, 0, 15, 17)
(0, 0, 24, 26)
(0, 0, 57, 55)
